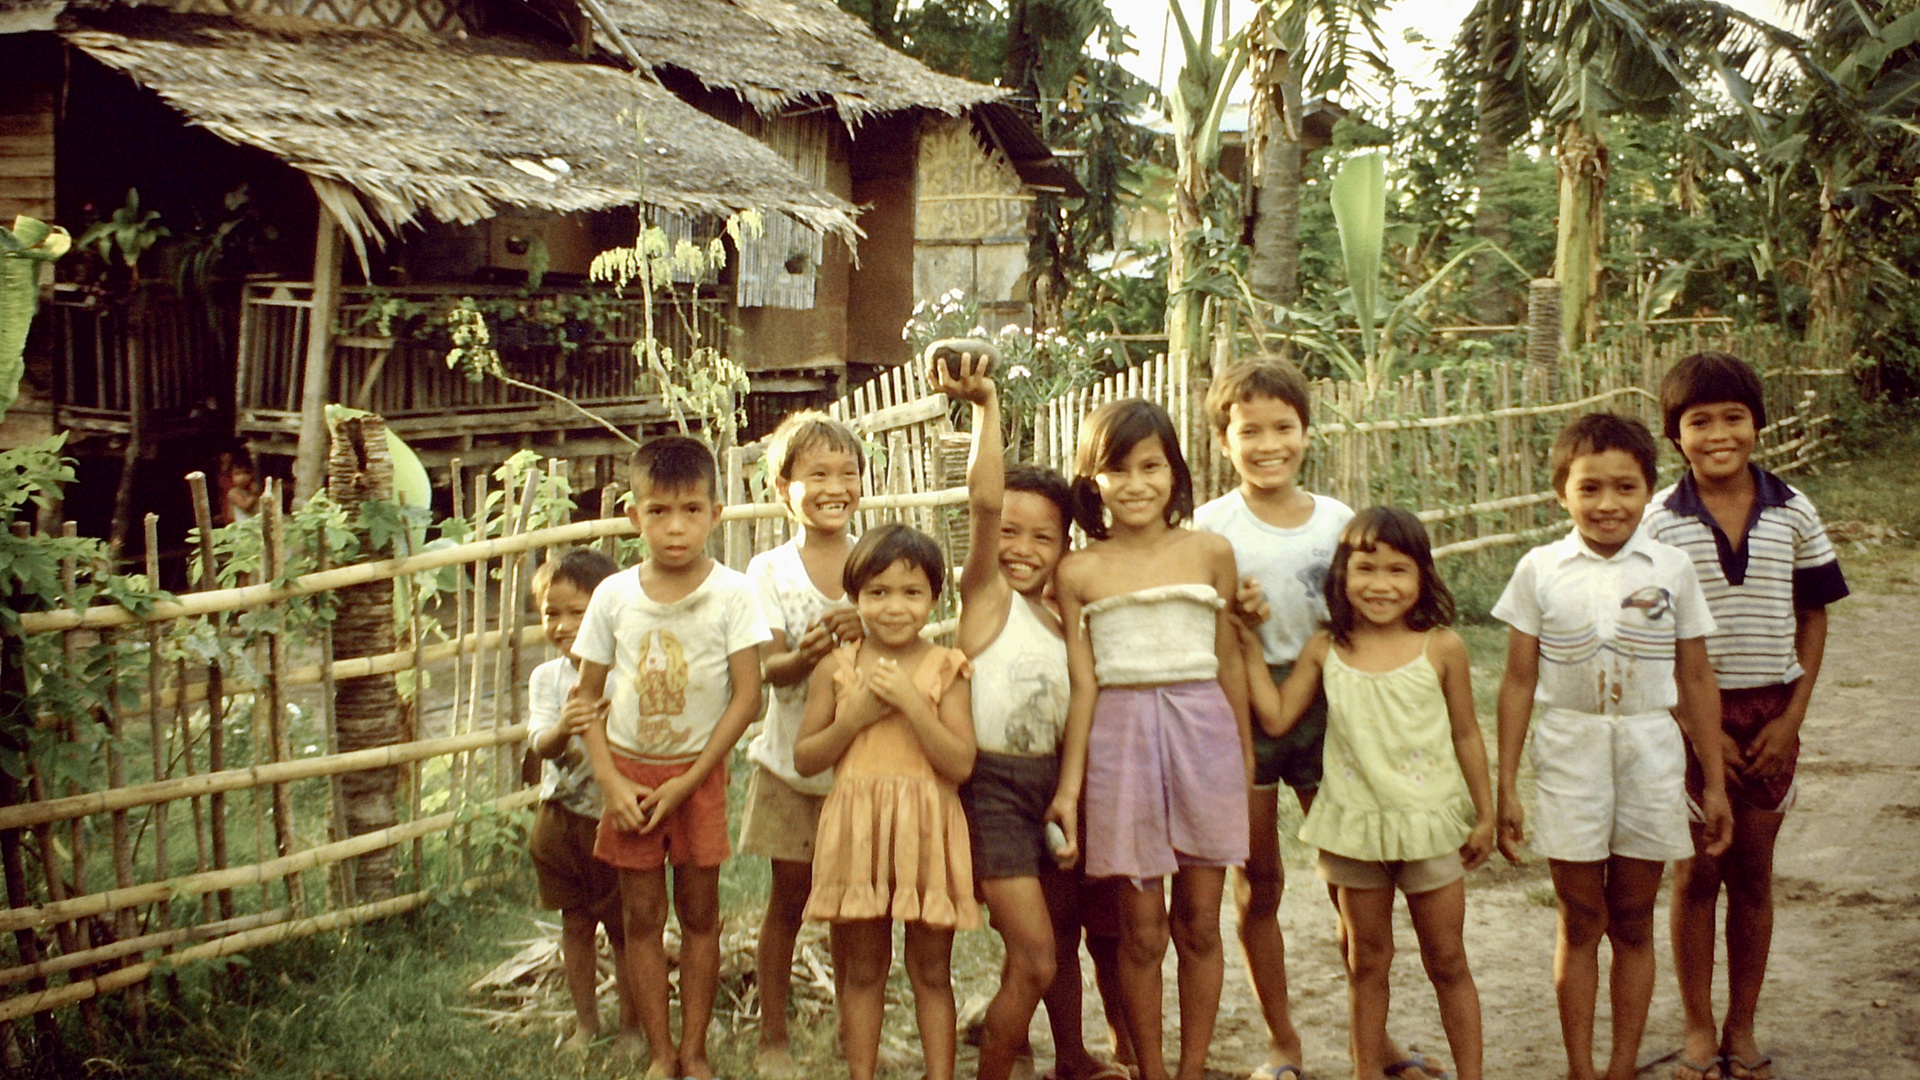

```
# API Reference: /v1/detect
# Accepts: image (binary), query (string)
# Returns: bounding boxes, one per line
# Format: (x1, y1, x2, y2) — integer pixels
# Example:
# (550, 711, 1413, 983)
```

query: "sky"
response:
(1102, 0, 1800, 102)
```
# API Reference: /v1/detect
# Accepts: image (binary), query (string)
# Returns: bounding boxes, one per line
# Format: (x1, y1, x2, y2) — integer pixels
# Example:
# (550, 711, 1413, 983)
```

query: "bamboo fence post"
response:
(398, 492, 427, 889)
(446, 463, 468, 886)
(495, 473, 538, 794)
(55, 522, 103, 1049)
(315, 535, 350, 909)
(186, 472, 232, 921)
(599, 482, 620, 560)
(464, 470, 489, 812)
(141, 514, 176, 990)
(258, 482, 303, 917)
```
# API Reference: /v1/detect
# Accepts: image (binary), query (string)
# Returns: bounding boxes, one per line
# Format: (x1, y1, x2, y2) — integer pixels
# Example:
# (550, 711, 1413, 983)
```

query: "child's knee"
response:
(1558, 895, 1607, 947)
(1005, 942, 1057, 996)
(1121, 913, 1170, 963)
(1418, 935, 1470, 987)
(1347, 928, 1394, 982)
(1605, 901, 1656, 951)
(1169, 906, 1223, 958)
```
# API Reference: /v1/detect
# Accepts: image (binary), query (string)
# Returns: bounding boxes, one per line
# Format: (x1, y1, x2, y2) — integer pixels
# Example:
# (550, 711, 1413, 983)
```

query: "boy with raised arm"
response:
(575, 435, 771, 1080)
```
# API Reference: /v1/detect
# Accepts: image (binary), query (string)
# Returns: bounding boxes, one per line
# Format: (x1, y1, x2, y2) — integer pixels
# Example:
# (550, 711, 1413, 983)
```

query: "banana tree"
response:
(1165, 0, 1249, 386)
(0, 216, 70, 423)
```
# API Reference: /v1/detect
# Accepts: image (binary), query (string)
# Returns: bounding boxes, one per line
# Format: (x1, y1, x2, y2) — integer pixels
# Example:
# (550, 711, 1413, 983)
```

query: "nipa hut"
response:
(0, 0, 1070, 559)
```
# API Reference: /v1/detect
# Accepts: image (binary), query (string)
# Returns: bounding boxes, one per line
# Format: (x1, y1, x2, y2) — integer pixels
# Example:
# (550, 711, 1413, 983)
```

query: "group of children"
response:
(522, 346, 1844, 1080)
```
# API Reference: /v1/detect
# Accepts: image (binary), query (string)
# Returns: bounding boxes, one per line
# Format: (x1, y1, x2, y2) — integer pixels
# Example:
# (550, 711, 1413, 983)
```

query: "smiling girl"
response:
(1048, 398, 1251, 1080)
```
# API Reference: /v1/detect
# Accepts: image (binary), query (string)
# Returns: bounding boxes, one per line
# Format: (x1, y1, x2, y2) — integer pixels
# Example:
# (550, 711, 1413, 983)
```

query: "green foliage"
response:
(76, 188, 170, 272)
(1330, 152, 1386, 360)
(0, 214, 70, 421)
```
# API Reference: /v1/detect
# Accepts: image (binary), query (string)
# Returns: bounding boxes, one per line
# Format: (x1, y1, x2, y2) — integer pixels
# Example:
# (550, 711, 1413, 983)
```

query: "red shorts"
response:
(1686, 681, 1799, 814)
(592, 756, 731, 871)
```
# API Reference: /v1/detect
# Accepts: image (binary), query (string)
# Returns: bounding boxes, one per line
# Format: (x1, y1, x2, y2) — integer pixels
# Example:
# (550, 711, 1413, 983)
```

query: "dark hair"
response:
(1323, 506, 1455, 649)
(532, 547, 619, 601)
(843, 523, 947, 601)
(1550, 413, 1659, 494)
(1660, 351, 1767, 442)
(1069, 399, 1194, 540)
(630, 435, 719, 500)
(766, 409, 864, 481)
(1004, 463, 1072, 531)
(1205, 359, 1312, 435)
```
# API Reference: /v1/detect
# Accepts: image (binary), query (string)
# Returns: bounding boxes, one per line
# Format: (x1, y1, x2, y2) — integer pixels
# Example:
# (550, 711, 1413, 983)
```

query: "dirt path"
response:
(1009, 591, 1920, 1080)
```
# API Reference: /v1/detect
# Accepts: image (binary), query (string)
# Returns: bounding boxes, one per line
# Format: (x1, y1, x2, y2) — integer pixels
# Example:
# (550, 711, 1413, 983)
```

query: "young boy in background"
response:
(1644, 353, 1848, 1080)
(526, 548, 638, 1053)
(1493, 412, 1734, 1080)
(576, 435, 771, 1080)
(739, 410, 865, 1078)
(1193, 359, 1349, 1080)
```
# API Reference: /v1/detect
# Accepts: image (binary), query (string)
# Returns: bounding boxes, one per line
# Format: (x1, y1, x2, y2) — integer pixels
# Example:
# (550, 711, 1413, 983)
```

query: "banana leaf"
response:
(0, 216, 71, 423)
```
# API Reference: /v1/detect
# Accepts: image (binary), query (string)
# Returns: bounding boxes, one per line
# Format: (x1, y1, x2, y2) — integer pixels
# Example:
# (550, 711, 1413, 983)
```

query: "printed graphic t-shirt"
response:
(573, 563, 771, 761)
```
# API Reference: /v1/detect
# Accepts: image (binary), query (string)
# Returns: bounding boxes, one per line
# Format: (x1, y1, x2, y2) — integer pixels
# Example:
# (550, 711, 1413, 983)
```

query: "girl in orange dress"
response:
(792, 524, 977, 1080)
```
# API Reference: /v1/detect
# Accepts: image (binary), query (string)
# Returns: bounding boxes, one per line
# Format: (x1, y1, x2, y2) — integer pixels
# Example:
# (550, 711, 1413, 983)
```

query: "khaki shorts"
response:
(1316, 849, 1464, 895)
(737, 765, 825, 864)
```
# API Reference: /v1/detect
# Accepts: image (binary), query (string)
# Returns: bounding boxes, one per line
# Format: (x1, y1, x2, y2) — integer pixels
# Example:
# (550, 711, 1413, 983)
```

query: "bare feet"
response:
(559, 1027, 596, 1052)
(756, 1045, 800, 1080)
(642, 1055, 679, 1080)
(1673, 1023, 1724, 1080)
(612, 1028, 646, 1061)
(683, 1054, 716, 1080)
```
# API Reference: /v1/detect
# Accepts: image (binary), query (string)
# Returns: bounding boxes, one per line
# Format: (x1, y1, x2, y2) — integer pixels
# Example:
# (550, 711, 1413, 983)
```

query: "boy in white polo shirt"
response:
(1644, 352, 1848, 1080)
(1493, 412, 1733, 1080)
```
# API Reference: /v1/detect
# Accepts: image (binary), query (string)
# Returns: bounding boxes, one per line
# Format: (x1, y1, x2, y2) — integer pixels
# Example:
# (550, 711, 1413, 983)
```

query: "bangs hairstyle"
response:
(767, 410, 864, 482)
(532, 547, 619, 601)
(1004, 463, 1072, 531)
(843, 523, 947, 601)
(1660, 351, 1767, 442)
(1550, 413, 1659, 494)
(1205, 359, 1312, 435)
(1324, 506, 1455, 649)
(1069, 399, 1194, 540)
(631, 435, 719, 500)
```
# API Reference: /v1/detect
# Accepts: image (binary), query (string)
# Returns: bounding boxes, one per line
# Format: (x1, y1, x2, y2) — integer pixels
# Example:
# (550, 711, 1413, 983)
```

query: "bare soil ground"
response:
(997, 588, 1920, 1080)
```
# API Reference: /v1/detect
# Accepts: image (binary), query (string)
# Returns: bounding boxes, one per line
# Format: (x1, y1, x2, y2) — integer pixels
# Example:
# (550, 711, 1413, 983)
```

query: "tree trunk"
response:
(1472, 125, 1515, 328)
(1806, 169, 1859, 368)
(1553, 117, 1609, 351)
(326, 413, 402, 901)
(1248, 54, 1302, 307)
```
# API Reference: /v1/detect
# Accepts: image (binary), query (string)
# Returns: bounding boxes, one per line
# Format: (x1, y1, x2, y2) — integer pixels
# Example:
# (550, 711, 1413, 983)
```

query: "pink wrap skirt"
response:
(1085, 679, 1249, 884)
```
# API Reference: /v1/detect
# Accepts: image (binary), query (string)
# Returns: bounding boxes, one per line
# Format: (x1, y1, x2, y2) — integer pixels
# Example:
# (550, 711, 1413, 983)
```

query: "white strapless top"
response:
(1083, 584, 1226, 687)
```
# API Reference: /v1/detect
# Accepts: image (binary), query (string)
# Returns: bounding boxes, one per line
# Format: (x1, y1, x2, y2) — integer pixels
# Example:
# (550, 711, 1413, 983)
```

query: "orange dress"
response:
(806, 644, 980, 930)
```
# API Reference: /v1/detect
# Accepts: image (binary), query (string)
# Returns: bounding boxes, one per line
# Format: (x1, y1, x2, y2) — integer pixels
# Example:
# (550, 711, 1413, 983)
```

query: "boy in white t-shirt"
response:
(576, 435, 771, 1080)
(1493, 413, 1733, 1080)
(1192, 359, 1349, 1080)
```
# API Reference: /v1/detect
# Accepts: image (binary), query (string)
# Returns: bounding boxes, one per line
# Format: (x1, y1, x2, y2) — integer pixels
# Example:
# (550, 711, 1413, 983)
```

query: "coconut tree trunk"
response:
(1553, 117, 1609, 350)
(1248, 58, 1303, 307)
(326, 412, 402, 901)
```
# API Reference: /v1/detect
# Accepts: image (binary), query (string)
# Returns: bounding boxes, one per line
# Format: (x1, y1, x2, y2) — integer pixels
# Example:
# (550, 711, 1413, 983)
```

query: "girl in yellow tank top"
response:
(1250, 507, 1496, 1080)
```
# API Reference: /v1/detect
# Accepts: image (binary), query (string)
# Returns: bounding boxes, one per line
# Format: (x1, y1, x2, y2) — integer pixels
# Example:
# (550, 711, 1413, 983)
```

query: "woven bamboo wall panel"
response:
(167, 0, 470, 34)
(914, 114, 1028, 242)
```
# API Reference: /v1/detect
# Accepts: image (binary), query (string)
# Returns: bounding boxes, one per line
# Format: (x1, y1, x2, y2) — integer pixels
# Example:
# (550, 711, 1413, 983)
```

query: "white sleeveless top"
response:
(1083, 584, 1226, 687)
(970, 596, 1070, 757)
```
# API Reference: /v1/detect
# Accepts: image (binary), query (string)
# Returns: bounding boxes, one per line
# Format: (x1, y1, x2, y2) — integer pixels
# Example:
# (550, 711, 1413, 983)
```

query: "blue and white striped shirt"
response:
(1642, 467, 1849, 690)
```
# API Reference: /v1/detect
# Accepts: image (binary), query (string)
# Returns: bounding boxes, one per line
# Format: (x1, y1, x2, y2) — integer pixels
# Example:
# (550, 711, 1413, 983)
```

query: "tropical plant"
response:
(0, 215, 70, 422)
(1164, 0, 1251, 385)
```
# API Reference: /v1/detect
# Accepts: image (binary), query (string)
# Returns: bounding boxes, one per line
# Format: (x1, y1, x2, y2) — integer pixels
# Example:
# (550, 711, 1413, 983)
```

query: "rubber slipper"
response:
(1722, 1054, 1771, 1080)
(1668, 1056, 1724, 1080)
(1249, 1065, 1303, 1080)
(1384, 1053, 1450, 1080)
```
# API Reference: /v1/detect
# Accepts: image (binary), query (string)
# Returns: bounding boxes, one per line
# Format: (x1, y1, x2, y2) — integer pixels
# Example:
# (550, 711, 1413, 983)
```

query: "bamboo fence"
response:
(0, 327, 1849, 1044)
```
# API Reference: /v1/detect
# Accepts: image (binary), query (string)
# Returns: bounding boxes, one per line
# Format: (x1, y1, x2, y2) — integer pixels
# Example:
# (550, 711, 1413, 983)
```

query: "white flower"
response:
(999, 324, 1022, 338)
(913, 300, 928, 316)
(968, 325, 988, 337)
(1006, 364, 1033, 380)
(901, 324, 913, 340)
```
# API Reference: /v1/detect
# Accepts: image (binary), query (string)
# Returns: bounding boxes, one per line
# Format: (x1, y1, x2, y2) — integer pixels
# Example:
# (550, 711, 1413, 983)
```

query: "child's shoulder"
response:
(744, 537, 797, 574)
(531, 655, 576, 687)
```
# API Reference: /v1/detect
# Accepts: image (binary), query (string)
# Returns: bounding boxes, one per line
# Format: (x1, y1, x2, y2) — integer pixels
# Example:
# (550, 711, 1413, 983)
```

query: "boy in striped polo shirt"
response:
(1644, 352, 1849, 1080)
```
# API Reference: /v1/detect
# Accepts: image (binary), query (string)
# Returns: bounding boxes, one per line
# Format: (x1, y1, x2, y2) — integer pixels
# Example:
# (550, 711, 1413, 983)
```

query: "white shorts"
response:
(1529, 707, 1691, 863)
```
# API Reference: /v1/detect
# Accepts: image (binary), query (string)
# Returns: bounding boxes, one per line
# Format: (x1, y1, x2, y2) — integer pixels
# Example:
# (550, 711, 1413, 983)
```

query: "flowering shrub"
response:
(901, 290, 1117, 459)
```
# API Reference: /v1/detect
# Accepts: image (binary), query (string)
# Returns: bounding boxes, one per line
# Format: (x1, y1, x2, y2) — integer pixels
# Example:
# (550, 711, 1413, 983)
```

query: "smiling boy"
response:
(1643, 353, 1848, 1080)
(1492, 413, 1734, 1080)
(1192, 360, 1350, 1080)
(574, 435, 770, 1080)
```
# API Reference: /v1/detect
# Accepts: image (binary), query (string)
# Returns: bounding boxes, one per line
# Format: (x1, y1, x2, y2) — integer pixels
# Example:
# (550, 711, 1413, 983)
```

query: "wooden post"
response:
(293, 212, 344, 504)
(259, 482, 304, 916)
(186, 471, 231, 922)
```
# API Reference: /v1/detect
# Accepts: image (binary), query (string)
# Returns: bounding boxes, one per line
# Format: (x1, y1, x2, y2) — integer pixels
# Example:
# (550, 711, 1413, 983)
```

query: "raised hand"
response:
(1233, 576, 1271, 630)
(930, 345, 996, 405)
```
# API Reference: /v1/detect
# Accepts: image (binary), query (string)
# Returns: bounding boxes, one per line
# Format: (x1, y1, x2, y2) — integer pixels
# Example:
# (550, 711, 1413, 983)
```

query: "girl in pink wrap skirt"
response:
(1047, 399, 1252, 1080)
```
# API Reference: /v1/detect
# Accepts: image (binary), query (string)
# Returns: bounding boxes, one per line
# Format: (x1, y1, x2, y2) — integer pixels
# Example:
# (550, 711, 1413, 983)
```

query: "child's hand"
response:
(865, 659, 919, 713)
(793, 621, 836, 666)
(1232, 576, 1270, 630)
(840, 669, 885, 731)
(559, 693, 605, 738)
(638, 773, 697, 833)
(601, 770, 654, 834)
(930, 348, 996, 405)
(1743, 714, 1800, 780)
(1496, 798, 1526, 864)
(1462, 820, 1497, 871)
(1044, 796, 1079, 869)
(1719, 731, 1746, 784)
(819, 607, 865, 647)
(1699, 786, 1735, 857)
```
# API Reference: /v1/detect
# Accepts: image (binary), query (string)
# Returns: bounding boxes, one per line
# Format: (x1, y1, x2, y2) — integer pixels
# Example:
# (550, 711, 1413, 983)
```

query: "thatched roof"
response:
(61, 9, 859, 258)
(594, 0, 1003, 123)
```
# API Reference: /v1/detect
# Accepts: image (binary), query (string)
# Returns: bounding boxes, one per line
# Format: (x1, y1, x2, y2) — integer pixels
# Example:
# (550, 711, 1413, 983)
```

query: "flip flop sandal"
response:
(1668, 1056, 1724, 1080)
(1248, 1065, 1304, 1080)
(1384, 1053, 1451, 1080)
(1723, 1054, 1772, 1080)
